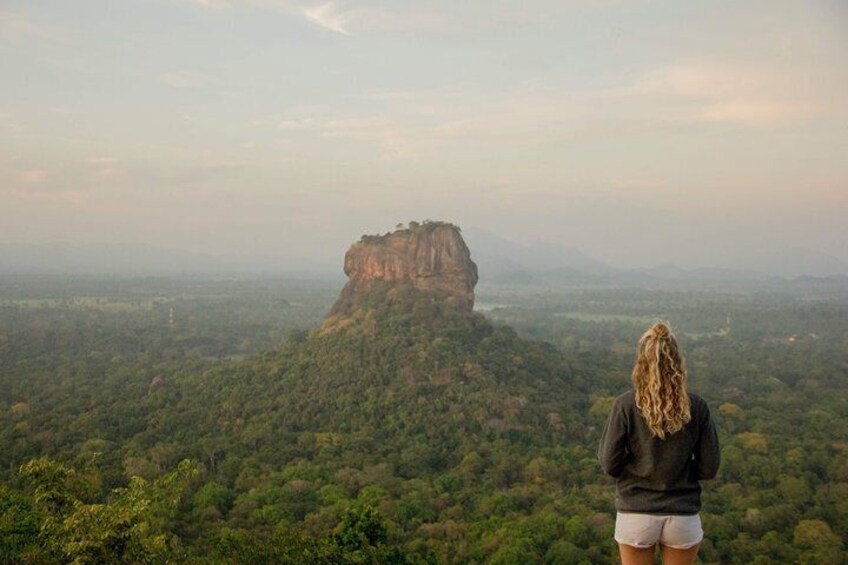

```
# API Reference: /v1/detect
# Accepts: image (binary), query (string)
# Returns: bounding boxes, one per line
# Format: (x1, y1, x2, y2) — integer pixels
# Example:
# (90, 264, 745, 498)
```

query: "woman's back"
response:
(599, 389, 719, 514)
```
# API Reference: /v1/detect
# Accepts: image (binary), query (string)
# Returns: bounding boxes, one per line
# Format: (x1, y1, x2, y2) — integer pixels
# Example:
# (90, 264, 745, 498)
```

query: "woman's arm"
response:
(695, 401, 720, 480)
(598, 397, 630, 477)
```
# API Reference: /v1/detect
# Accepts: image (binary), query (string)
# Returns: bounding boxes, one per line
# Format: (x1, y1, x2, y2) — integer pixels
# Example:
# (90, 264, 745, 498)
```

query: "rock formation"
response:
(326, 221, 478, 324)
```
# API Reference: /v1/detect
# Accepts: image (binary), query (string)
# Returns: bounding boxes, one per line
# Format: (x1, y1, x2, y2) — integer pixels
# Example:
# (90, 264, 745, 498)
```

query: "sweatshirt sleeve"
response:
(598, 397, 630, 478)
(695, 400, 720, 480)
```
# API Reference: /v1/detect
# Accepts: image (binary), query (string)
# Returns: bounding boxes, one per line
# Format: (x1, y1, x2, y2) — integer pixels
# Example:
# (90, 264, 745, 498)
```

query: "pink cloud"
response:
(697, 100, 814, 127)
(85, 157, 118, 165)
(20, 170, 48, 183)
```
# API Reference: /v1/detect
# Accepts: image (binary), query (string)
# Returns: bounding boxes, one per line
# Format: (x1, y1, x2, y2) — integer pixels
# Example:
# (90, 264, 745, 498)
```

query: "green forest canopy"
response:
(0, 275, 846, 563)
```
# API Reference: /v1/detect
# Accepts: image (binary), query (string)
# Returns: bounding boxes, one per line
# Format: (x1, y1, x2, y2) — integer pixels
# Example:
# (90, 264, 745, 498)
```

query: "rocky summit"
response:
(325, 221, 478, 323)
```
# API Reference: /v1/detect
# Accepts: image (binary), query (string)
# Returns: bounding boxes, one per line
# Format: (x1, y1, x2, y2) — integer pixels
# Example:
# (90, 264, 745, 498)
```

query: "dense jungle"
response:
(1, 274, 846, 564)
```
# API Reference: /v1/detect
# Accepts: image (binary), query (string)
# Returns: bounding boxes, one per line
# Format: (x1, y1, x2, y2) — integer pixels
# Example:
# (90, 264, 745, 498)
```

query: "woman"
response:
(598, 322, 720, 565)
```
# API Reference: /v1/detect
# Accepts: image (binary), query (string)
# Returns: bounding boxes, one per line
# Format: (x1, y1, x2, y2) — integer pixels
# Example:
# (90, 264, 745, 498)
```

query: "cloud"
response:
(268, 51, 843, 167)
(83, 157, 122, 178)
(278, 117, 321, 130)
(303, 2, 467, 35)
(0, 10, 47, 41)
(159, 70, 213, 88)
(696, 100, 814, 128)
(268, 83, 586, 160)
(320, 116, 410, 159)
(630, 65, 752, 99)
(620, 62, 824, 128)
(179, 0, 351, 34)
(182, 0, 460, 35)
(188, 0, 227, 7)
(85, 157, 119, 165)
(20, 170, 48, 183)
(258, 48, 847, 164)
(302, 2, 350, 34)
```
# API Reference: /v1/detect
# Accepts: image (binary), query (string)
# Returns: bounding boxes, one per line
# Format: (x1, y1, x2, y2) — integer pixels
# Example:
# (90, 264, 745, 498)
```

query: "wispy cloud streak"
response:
(302, 2, 350, 34)
(615, 62, 827, 128)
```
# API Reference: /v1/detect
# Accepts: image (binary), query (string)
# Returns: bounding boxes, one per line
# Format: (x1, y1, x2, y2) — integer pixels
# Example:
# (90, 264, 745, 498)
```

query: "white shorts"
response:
(614, 512, 703, 549)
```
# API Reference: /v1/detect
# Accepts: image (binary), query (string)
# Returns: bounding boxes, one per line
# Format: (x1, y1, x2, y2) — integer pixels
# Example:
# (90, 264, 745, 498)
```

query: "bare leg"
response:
(618, 543, 656, 565)
(660, 543, 700, 565)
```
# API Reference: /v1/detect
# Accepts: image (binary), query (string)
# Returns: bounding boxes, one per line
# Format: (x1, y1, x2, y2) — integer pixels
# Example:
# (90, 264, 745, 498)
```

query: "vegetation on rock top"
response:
(357, 221, 460, 245)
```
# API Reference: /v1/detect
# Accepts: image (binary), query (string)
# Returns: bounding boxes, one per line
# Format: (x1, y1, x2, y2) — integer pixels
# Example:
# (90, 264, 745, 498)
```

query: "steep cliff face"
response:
(326, 222, 478, 323)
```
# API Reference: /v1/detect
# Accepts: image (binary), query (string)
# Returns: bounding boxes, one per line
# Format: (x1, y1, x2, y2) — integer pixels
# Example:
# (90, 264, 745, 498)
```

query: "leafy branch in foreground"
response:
(21, 457, 198, 564)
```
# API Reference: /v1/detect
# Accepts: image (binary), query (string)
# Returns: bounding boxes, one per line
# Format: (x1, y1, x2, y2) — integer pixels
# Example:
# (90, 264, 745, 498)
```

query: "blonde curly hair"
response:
(632, 322, 691, 438)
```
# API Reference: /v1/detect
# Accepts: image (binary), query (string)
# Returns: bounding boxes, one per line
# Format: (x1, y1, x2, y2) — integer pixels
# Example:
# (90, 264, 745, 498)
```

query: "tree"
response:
(21, 457, 198, 564)
(793, 520, 843, 565)
(0, 484, 41, 563)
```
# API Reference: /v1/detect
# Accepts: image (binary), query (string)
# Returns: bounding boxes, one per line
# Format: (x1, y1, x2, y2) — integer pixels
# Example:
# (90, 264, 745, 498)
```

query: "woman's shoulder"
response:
(687, 392, 708, 407)
(614, 389, 636, 405)
(687, 392, 714, 421)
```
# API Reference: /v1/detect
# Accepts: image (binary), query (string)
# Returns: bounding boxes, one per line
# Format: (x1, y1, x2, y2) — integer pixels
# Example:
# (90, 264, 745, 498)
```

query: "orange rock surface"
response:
(327, 222, 478, 319)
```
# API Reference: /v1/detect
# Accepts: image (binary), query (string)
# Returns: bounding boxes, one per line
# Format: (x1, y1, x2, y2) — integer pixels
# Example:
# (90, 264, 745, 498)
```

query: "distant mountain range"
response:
(461, 227, 848, 286)
(2, 232, 847, 285)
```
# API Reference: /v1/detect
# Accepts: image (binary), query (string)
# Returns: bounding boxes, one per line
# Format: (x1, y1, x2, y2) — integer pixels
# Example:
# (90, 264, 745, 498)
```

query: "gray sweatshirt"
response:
(598, 390, 720, 515)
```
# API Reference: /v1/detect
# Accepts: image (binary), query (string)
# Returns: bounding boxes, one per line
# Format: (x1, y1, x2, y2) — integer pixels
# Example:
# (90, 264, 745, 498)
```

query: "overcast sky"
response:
(2, 0, 846, 270)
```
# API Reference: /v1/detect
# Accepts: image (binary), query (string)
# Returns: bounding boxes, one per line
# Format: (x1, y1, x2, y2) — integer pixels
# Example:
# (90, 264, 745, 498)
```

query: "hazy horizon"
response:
(3, 1, 847, 272)
(2, 225, 847, 280)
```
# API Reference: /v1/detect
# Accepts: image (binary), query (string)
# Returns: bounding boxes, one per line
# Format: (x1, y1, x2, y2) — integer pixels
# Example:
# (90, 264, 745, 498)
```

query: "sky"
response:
(2, 0, 847, 272)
